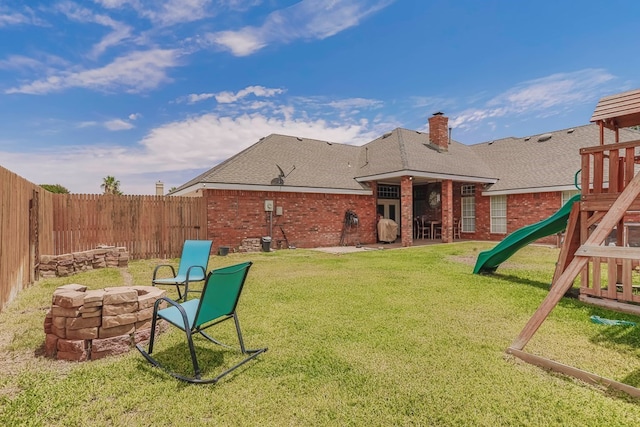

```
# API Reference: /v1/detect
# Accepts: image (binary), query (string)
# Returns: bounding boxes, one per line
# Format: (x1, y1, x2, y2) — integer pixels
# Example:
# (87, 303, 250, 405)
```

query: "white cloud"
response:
(128, 113, 141, 120)
(90, 24, 133, 58)
(219, 0, 262, 12)
(327, 97, 383, 110)
(56, 2, 134, 58)
(148, 0, 213, 26)
(208, 0, 395, 56)
(104, 119, 134, 130)
(138, 112, 375, 167)
(1, 110, 378, 194)
(182, 86, 284, 104)
(5, 49, 181, 94)
(93, 0, 135, 8)
(0, 55, 43, 71)
(208, 29, 265, 56)
(215, 85, 284, 103)
(0, 12, 30, 26)
(185, 93, 216, 104)
(449, 69, 616, 131)
(95, 0, 214, 26)
(488, 69, 614, 111)
(77, 121, 99, 128)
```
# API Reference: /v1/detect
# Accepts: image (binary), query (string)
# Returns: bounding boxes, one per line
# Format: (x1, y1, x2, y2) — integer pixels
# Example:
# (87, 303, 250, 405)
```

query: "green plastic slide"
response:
(473, 194, 581, 274)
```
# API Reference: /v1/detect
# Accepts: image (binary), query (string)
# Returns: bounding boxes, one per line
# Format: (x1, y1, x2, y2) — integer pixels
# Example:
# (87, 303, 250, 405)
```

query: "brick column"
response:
(441, 180, 453, 243)
(401, 176, 414, 247)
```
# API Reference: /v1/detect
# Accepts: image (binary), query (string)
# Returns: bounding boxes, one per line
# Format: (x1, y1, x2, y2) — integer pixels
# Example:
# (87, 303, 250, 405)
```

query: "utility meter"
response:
(264, 200, 274, 212)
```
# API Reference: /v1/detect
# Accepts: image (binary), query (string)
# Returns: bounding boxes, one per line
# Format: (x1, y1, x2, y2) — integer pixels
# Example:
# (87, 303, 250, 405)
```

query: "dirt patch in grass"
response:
(448, 255, 476, 266)
(448, 254, 549, 273)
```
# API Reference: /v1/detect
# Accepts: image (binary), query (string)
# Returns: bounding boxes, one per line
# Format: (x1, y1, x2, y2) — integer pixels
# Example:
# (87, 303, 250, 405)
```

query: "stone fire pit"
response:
(44, 284, 168, 361)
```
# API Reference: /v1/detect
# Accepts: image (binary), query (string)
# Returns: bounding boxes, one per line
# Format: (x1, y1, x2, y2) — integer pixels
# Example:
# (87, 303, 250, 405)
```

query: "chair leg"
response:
(136, 298, 165, 369)
(137, 302, 267, 384)
(144, 298, 165, 354)
(136, 297, 204, 382)
(233, 312, 247, 353)
(184, 328, 202, 380)
(196, 313, 268, 383)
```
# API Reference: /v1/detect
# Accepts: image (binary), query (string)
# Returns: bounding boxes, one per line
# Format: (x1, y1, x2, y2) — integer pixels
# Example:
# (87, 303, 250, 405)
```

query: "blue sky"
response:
(1, 0, 639, 194)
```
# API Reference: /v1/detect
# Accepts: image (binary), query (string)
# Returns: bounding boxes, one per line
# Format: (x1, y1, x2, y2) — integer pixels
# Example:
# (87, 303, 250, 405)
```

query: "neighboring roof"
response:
(472, 124, 640, 194)
(173, 121, 640, 197)
(591, 89, 640, 129)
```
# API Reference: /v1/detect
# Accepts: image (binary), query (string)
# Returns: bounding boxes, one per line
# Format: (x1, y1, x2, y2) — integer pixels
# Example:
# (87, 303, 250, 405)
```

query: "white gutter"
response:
(356, 170, 498, 184)
(171, 182, 372, 197)
(482, 184, 584, 196)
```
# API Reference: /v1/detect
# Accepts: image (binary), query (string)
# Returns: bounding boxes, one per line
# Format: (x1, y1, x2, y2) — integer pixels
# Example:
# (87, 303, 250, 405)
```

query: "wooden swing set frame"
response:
(508, 89, 640, 398)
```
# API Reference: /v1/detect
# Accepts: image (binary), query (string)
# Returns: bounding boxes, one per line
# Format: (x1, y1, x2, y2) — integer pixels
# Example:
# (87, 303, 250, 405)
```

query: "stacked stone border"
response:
(44, 284, 167, 361)
(239, 238, 262, 252)
(39, 246, 129, 279)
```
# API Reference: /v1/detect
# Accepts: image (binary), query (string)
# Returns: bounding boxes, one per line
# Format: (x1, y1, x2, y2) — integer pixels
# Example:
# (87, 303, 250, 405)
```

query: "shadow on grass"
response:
(588, 309, 640, 355)
(621, 369, 640, 389)
(490, 272, 640, 389)
(484, 273, 553, 292)
(482, 272, 586, 302)
(136, 341, 228, 381)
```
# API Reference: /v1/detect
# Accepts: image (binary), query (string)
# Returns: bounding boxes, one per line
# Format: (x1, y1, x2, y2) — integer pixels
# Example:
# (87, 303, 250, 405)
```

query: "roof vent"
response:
(488, 141, 494, 145)
(296, 137, 303, 141)
(382, 132, 392, 139)
(567, 128, 575, 134)
(537, 133, 553, 142)
(524, 136, 531, 141)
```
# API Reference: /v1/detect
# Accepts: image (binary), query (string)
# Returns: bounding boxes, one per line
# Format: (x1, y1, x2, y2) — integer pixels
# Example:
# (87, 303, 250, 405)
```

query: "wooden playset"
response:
(508, 88, 640, 397)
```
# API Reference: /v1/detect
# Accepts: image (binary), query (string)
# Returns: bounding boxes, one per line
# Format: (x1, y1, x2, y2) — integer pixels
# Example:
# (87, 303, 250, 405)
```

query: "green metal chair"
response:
(137, 261, 267, 384)
(152, 240, 213, 301)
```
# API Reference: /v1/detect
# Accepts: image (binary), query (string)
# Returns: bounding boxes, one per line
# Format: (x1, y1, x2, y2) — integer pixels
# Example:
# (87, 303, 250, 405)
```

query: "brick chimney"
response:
(428, 112, 449, 152)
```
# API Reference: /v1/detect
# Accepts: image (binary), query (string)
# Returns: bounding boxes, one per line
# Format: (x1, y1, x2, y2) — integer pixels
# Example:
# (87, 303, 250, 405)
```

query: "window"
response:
(490, 195, 507, 234)
(378, 185, 400, 199)
(562, 190, 579, 206)
(461, 184, 475, 196)
(461, 189, 476, 232)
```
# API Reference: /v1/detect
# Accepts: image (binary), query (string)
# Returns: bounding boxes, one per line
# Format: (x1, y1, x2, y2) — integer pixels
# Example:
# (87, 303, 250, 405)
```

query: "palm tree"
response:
(101, 176, 122, 195)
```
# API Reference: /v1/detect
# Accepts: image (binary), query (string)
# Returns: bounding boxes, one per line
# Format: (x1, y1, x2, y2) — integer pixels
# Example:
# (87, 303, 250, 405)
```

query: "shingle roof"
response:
(174, 123, 640, 195)
(175, 134, 366, 192)
(354, 128, 496, 180)
(472, 125, 640, 193)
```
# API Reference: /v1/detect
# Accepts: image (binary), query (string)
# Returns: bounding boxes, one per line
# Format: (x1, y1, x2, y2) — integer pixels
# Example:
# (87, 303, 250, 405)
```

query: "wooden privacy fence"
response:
(1, 166, 54, 312)
(1, 163, 207, 312)
(52, 194, 206, 260)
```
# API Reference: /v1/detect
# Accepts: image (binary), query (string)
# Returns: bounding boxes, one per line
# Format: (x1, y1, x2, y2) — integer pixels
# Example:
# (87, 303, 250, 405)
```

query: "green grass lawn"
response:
(1, 242, 640, 426)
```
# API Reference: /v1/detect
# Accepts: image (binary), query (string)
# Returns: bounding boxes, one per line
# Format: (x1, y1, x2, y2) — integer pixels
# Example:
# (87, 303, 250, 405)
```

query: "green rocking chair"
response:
(137, 261, 267, 383)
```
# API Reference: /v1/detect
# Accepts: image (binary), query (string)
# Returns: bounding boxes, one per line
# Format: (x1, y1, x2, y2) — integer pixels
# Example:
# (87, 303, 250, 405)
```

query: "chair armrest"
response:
(152, 264, 176, 281)
(184, 265, 206, 282)
(182, 266, 207, 301)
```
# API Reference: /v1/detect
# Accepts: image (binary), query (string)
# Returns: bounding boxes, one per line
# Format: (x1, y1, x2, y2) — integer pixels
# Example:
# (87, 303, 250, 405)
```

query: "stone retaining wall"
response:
(39, 246, 129, 279)
(43, 284, 167, 361)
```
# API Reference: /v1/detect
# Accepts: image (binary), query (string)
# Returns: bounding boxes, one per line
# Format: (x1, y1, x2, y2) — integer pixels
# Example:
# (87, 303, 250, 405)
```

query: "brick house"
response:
(172, 113, 639, 252)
